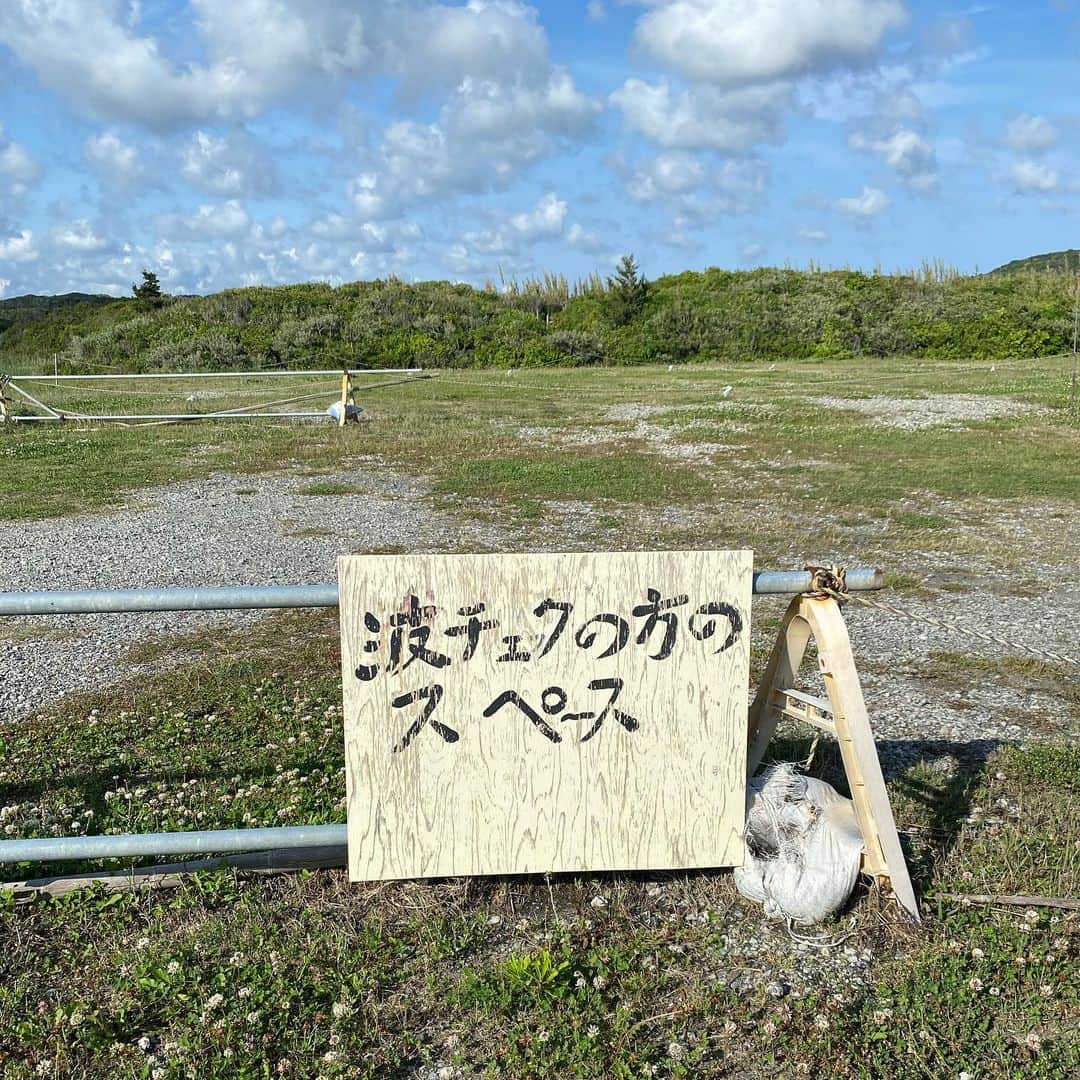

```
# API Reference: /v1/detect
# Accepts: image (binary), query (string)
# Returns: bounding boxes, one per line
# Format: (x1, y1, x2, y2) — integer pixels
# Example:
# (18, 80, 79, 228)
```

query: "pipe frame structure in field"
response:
(0, 367, 425, 424)
(0, 567, 885, 868)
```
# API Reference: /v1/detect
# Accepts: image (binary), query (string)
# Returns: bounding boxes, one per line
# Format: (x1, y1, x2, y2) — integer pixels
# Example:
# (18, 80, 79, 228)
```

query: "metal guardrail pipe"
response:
(0, 570, 884, 617)
(0, 824, 347, 865)
(0, 583, 341, 616)
(9, 369, 421, 382)
(751, 567, 885, 593)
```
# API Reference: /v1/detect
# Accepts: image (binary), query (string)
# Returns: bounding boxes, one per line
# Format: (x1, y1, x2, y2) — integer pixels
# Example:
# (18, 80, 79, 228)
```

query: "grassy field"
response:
(3, 356, 1077, 572)
(2, 355, 1079, 1077)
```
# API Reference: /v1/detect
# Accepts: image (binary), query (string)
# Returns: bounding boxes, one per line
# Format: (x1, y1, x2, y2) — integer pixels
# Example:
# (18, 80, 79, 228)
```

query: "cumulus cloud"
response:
(1007, 159, 1059, 194)
(632, 0, 908, 87)
(850, 128, 937, 190)
(0, 229, 39, 262)
(835, 185, 890, 216)
(83, 131, 143, 189)
(611, 79, 788, 152)
(179, 130, 273, 197)
(626, 152, 706, 200)
(0, 0, 378, 129)
(184, 200, 253, 238)
(797, 225, 829, 243)
(1003, 114, 1058, 154)
(458, 192, 568, 256)
(509, 193, 567, 238)
(53, 219, 106, 251)
(0, 125, 41, 193)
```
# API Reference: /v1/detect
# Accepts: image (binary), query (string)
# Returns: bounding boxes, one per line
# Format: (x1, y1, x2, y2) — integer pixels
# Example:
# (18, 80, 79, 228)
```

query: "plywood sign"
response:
(339, 550, 752, 881)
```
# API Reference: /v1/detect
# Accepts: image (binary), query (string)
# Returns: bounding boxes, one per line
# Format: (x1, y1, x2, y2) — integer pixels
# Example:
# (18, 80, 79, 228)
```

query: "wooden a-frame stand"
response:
(747, 594, 920, 922)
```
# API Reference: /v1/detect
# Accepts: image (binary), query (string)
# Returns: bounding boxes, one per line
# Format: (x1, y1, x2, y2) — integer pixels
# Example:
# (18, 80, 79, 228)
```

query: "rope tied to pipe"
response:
(803, 564, 847, 603)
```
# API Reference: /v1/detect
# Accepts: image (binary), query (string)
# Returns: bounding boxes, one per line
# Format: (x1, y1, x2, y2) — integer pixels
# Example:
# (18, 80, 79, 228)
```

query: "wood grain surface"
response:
(339, 550, 752, 881)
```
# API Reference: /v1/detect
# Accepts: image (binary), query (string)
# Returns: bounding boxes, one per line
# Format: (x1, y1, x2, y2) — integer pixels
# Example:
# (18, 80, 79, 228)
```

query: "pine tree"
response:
(605, 254, 648, 326)
(132, 269, 164, 308)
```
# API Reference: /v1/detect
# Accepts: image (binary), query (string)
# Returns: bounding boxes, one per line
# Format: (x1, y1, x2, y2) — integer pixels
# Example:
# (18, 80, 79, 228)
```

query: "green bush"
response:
(2, 266, 1076, 374)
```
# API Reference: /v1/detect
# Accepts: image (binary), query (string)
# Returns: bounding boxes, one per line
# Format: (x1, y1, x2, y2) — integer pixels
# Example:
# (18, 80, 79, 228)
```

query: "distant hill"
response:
(989, 249, 1080, 276)
(0, 293, 131, 372)
(0, 291, 117, 320)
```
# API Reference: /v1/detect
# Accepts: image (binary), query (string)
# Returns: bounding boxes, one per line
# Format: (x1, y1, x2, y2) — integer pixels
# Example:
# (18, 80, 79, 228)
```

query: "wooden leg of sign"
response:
(747, 595, 920, 922)
(0, 377, 8, 423)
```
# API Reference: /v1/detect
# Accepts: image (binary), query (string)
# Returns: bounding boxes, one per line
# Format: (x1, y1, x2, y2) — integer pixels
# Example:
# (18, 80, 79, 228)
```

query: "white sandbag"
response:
(734, 763, 864, 925)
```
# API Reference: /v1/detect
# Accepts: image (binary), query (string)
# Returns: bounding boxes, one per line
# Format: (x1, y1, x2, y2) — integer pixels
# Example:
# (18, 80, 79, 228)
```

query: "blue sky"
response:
(0, 1, 1077, 297)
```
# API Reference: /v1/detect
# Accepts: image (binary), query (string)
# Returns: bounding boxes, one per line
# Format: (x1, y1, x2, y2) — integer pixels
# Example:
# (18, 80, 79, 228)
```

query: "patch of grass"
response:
(912, 651, 1080, 718)
(435, 452, 709, 504)
(1, 622, 1078, 1078)
(298, 481, 364, 496)
(892, 510, 950, 530)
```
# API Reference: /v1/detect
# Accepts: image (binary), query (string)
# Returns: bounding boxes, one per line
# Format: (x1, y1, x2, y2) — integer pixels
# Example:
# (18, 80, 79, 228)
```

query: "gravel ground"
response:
(807, 393, 1044, 430)
(3, 465, 1076, 758)
(0, 467, 511, 722)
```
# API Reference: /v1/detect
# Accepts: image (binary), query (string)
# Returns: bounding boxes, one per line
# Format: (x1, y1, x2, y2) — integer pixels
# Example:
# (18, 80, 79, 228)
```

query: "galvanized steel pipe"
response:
(0, 570, 884, 617)
(0, 824, 347, 864)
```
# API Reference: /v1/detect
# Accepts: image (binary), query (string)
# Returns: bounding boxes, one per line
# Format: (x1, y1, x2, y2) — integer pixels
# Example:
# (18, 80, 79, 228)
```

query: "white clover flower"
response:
(166, 961, 180, 976)
(137, 1036, 152, 1051)
(968, 977, 983, 992)
(813, 1013, 830, 1031)
(205, 993, 224, 1010)
(586, 1025, 600, 1038)
(331, 1001, 352, 1019)
(971, 948, 984, 959)
(668, 1041, 685, 1059)
(1040, 984, 1054, 998)
(1025, 1032, 1042, 1052)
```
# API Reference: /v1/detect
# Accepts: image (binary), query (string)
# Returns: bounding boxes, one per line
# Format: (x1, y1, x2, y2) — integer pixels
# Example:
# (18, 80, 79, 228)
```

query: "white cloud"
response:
(509, 193, 567, 238)
(185, 200, 252, 237)
(835, 185, 890, 216)
(586, 1, 607, 22)
(0, 125, 41, 193)
(53, 220, 106, 251)
(610, 79, 788, 152)
(798, 225, 829, 243)
(1008, 159, 1059, 193)
(180, 131, 271, 197)
(627, 152, 706, 200)
(459, 192, 568, 256)
(1003, 114, 1057, 154)
(633, 0, 908, 87)
(0, 229, 39, 262)
(84, 131, 143, 188)
(567, 222, 606, 253)
(740, 241, 764, 262)
(850, 128, 937, 190)
(0, 278, 9, 297)
(0, 0, 381, 129)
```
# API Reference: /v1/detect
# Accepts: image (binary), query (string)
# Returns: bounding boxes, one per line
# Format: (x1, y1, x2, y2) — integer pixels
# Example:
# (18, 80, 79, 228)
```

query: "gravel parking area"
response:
(3, 468, 1076, 757)
(0, 467, 510, 722)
